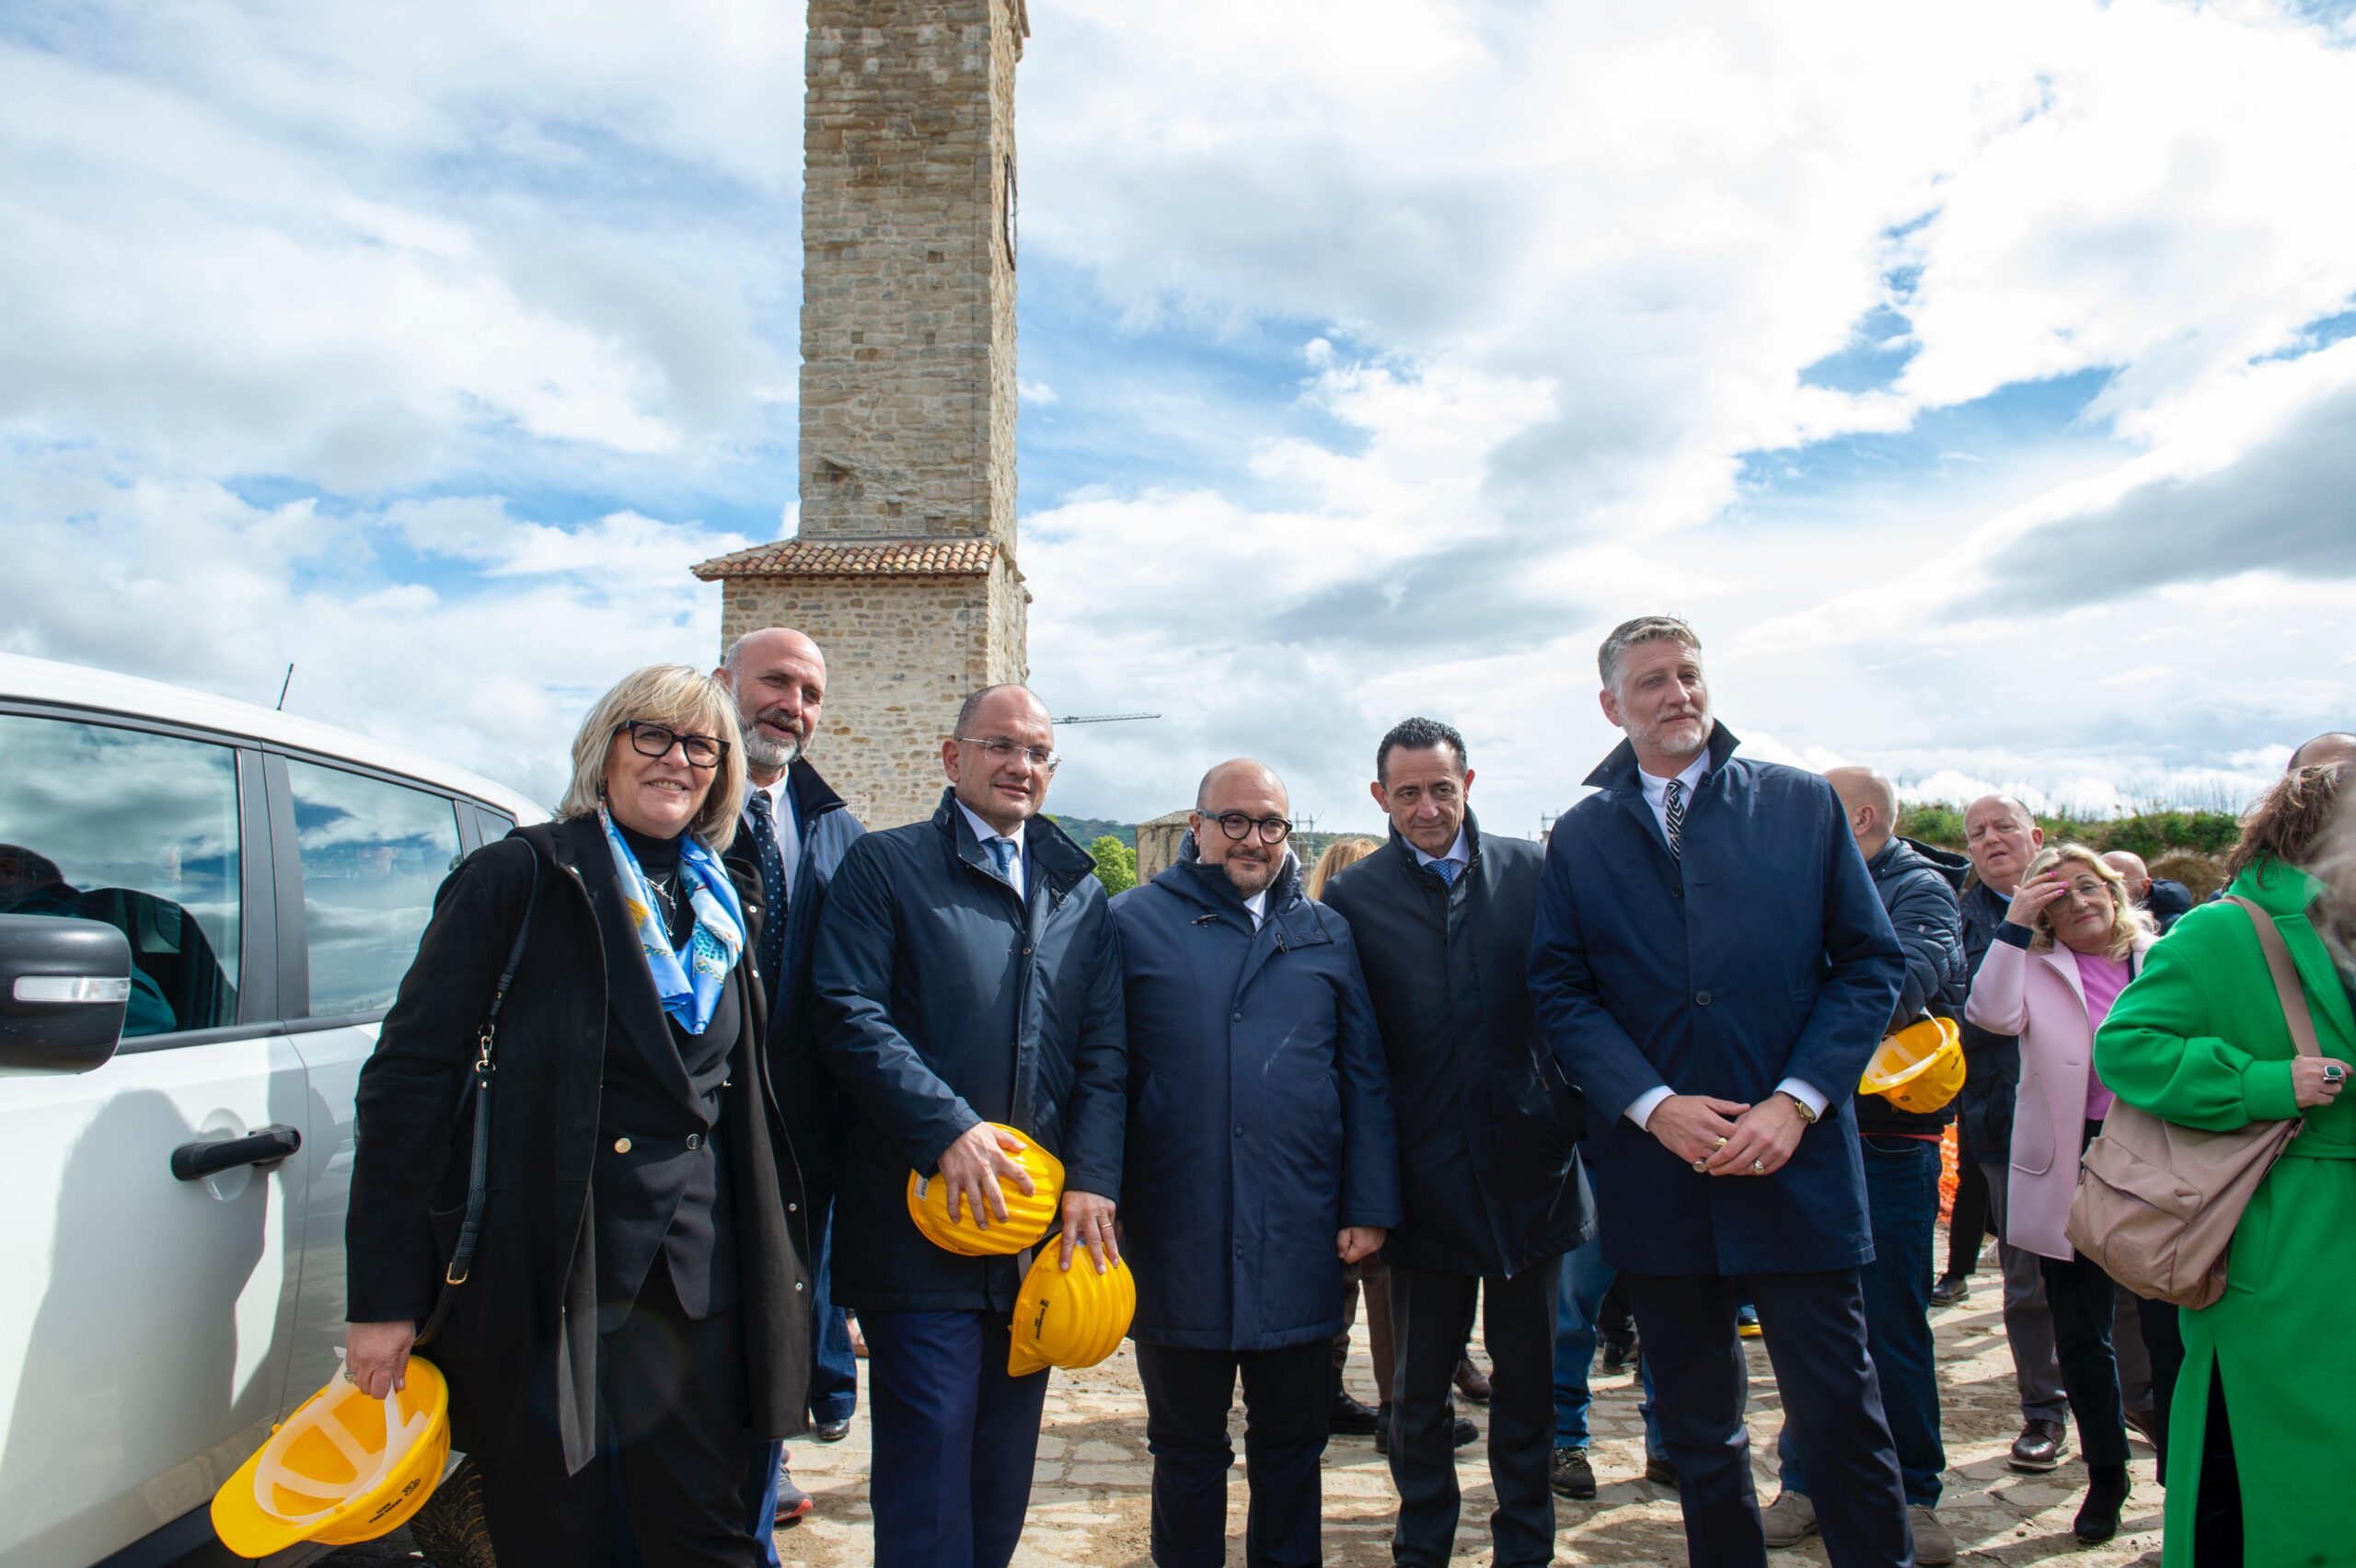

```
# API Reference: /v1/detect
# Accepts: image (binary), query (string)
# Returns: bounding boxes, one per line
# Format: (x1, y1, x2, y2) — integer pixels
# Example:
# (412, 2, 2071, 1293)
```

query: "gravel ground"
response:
(329, 1231, 2166, 1565)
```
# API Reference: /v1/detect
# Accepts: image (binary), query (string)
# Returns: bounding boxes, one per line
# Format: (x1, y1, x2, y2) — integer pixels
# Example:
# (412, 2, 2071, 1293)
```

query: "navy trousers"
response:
(807, 1198, 859, 1423)
(1779, 1136, 1946, 1506)
(1388, 1262, 1559, 1567)
(1133, 1339, 1332, 1568)
(1624, 1269, 1913, 1568)
(863, 1309, 1051, 1568)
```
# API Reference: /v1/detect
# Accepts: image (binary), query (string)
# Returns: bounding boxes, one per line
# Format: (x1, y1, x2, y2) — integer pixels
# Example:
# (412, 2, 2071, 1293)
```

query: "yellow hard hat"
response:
(212, 1356, 452, 1558)
(906, 1122, 1065, 1256)
(1008, 1247, 1137, 1377)
(1861, 1015, 1966, 1115)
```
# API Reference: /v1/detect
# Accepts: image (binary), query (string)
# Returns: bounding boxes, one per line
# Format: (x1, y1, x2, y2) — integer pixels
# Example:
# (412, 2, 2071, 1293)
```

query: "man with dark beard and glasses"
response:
(713, 628, 866, 1536)
(1111, 759, 1401, 1568)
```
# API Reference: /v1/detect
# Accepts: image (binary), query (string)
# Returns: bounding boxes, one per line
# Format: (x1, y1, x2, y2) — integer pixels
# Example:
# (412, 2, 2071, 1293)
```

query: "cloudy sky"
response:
(6, 0, 2353, 837)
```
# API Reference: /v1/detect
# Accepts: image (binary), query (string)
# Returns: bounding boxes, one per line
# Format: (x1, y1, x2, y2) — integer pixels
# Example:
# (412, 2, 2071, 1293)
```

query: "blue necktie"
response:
(1433, 858, 1461, 887)
(986, 837, 1018, 885)
(745, 790, 789, 989)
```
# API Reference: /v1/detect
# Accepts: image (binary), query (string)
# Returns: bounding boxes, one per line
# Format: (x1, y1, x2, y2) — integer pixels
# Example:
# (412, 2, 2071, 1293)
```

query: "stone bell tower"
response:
(695, 0, 1033, 829)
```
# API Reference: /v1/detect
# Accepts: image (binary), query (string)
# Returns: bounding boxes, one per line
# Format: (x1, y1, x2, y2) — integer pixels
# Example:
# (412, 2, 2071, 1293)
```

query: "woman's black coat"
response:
(347, 814, 813, 1475)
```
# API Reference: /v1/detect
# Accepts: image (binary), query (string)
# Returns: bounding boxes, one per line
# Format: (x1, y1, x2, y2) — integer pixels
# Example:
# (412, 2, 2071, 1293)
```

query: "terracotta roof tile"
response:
(691, 537, 999, 580)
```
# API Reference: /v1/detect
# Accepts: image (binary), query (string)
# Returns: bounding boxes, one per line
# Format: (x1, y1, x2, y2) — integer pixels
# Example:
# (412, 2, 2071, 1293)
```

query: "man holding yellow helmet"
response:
(1756, 767, 1969, 1564)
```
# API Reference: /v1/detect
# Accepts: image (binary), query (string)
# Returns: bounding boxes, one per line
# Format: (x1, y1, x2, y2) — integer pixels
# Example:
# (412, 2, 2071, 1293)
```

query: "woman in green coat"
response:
(2095, 765, 2355, 1567)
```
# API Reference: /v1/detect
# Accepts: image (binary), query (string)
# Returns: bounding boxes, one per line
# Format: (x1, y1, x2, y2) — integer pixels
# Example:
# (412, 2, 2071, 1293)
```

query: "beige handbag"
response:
(2063, 895, 2321, 1309)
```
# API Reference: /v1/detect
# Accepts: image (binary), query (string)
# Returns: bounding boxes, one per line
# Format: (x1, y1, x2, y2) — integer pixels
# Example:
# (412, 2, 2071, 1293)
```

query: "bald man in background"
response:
(1755, 769, 1966, 1562)
(2288, 731, 2356, 771)
(2098, 851, 2193, 934)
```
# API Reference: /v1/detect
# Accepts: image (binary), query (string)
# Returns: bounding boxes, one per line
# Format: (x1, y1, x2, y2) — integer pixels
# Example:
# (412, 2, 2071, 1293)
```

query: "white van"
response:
(0, 653, 544, 1568)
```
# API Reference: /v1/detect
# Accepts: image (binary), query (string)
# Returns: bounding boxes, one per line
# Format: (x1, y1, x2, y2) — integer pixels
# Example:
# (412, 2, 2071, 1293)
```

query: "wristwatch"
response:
(1779, 1090, 1819, 1125)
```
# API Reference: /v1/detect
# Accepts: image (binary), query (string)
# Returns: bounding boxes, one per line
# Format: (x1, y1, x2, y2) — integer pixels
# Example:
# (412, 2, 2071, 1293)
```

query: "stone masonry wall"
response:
(719, 570, 1013, 830)
(801, 0, 1022, 554)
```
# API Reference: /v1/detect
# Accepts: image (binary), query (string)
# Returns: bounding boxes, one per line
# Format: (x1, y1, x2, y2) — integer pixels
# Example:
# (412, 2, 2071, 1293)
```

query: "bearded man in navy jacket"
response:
(1528, 615, 1914, 1568)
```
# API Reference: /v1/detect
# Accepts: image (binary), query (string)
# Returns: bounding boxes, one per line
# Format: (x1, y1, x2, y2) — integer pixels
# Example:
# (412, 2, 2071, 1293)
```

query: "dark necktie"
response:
(1433, 858, 1461, 887)
(744, 789, 789, 989)
(1663, 778, 1686, 861)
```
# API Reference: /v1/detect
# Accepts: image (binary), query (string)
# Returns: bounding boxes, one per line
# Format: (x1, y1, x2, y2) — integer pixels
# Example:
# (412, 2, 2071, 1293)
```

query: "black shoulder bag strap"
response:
(416, 854, 540, 1347)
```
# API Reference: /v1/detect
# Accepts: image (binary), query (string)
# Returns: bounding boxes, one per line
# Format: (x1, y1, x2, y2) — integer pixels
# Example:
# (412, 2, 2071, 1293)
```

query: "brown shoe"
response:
(1453, 1355, 1492, 1404)
(1909, 1505, 1958, 1566)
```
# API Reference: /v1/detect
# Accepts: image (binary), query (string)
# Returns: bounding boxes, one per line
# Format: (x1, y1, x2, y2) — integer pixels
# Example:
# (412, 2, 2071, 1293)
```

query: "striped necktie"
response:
(1663, 778, 1686, 861)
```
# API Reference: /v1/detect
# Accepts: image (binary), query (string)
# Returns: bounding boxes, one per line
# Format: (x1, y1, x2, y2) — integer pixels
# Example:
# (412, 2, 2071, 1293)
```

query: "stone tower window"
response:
(1002, 154, 1019, 270)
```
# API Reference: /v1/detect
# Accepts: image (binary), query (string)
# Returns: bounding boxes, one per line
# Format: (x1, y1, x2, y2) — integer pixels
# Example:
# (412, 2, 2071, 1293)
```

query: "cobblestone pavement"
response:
(769, 1255, 2164, 1566)
(335, 1241, 2168, 1565)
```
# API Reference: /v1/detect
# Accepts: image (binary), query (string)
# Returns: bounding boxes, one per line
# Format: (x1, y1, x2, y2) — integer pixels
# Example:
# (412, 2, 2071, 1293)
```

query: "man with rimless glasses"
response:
(1110, 758, 1399, 1568)
(811, 685, 1126, 1568)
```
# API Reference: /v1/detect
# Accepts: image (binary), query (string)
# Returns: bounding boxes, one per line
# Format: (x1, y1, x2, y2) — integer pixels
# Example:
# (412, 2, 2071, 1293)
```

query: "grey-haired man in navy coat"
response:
(1528, 615, 1914, 1568)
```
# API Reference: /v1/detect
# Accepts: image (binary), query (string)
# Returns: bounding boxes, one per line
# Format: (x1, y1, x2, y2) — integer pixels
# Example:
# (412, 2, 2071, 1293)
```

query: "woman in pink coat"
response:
(1964, 842, 2163, 1545)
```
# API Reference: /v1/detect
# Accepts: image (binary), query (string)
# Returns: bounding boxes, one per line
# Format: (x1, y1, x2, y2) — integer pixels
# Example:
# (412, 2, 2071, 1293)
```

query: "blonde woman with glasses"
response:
(345, 664, 814, 1565)
(1965, 839, 2163, 1545)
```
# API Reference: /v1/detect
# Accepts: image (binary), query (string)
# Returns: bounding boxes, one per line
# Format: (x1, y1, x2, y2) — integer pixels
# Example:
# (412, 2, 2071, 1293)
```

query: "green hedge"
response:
(1898, 803, 2240, 859)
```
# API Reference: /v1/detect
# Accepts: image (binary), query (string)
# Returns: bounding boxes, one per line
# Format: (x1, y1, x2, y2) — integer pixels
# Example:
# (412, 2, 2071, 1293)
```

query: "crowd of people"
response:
(337, 613, 2356, 1568)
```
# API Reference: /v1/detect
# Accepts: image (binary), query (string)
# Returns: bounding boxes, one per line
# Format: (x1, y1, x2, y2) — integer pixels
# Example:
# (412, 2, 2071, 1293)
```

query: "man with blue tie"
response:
(1528, 615, 1915, 1568)
(1319, 719, 1589, 1568)
(812, 684, 1126, 1568)
(713, 628, 867, 1534)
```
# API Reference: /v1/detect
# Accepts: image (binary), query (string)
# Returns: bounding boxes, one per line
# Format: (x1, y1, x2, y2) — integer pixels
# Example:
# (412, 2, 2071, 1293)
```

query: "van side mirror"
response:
(0, 913, 132, 1071)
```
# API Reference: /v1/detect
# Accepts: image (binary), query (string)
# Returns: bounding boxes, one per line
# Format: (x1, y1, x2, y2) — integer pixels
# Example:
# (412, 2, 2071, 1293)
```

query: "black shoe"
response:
(1452, 1414, 1477, 1448)
(1599, 1333, 1638, 1375)
(1330, 1389, 1380, 1436)
(1643, 1456, 1679, 1493)
(1551, 1446, 1597, 1500)
(2008, 1417, 2069, 1472)
(2073, 1463, 2131, 1544)
(811, 1417, 851, 1443)
(1929, 1273, 1971, 1307)
(1374, 1402, 1392, 1456)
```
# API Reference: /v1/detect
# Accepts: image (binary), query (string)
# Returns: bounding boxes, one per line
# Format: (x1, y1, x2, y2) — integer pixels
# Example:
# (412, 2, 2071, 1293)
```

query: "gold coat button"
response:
(613, 1136, 632, 1154)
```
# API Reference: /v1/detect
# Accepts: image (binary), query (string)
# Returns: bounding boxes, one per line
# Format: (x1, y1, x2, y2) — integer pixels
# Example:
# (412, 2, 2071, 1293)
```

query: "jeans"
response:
(808, 1197, 859, 1424)
(1780, 1135, 1946, 1507)
(1553, 1234, 1667, 1459)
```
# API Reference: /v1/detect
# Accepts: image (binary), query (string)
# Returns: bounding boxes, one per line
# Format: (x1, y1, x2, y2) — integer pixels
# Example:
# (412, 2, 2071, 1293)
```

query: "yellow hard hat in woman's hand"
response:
(212, 1355, 452, 1557)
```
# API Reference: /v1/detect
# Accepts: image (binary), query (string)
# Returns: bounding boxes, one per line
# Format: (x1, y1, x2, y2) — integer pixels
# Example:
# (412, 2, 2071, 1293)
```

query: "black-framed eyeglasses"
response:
(1207, 813, 1292, 845)
(617, 721, 729, 769)
(955, 734, 1060, 774)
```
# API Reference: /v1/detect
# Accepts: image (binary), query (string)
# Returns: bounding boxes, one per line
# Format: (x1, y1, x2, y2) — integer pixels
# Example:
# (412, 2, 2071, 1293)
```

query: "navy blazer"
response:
(1527, 723, 1904, 1275)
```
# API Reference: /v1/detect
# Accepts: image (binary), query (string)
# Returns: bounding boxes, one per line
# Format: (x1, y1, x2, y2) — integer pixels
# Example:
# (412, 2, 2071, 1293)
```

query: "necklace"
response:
(647, 871, 680, 923)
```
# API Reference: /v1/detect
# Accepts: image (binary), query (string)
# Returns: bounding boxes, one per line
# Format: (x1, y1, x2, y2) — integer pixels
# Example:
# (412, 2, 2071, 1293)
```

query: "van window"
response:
(0, 714, 241, 1034)
(286, 760, 461, 1015)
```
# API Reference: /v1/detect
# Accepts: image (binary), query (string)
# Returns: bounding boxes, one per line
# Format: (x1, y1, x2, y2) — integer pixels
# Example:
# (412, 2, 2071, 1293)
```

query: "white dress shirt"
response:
(1242, 888, 1268, 929)
(955, 799, 1027, 901)
(1621, 752, 1828, 1133)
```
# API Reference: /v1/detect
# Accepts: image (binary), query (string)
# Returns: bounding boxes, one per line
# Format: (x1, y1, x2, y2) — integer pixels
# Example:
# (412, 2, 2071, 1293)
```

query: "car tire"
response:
(407, 1455, 498, 1568)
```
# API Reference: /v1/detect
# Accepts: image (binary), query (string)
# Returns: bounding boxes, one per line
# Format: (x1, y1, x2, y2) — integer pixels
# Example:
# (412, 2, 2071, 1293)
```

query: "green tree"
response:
(1089, 834, 1138, 896)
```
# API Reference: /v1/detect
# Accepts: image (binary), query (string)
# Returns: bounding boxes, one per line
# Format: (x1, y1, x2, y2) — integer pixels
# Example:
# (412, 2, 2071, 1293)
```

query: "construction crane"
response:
(1050, 712, 1161, 726)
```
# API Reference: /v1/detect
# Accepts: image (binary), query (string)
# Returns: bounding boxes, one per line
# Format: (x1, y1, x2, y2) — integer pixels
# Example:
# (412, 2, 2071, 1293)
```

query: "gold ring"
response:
(1691, 1159, 1707, 1173)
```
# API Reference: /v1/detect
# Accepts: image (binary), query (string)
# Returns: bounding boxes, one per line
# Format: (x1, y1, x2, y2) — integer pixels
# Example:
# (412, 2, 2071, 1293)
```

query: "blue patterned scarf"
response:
(598, 807, 745, 1034)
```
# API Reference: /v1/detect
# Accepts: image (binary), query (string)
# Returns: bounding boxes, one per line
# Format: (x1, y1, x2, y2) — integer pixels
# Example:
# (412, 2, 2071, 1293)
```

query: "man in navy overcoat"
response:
(1113, 758, 1400, 1568)
(1528, 615, 1914, 1568)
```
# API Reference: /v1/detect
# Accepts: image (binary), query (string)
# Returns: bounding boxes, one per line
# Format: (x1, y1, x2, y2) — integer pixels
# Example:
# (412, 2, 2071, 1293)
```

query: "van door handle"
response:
(171, 1124, 303, 1182)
